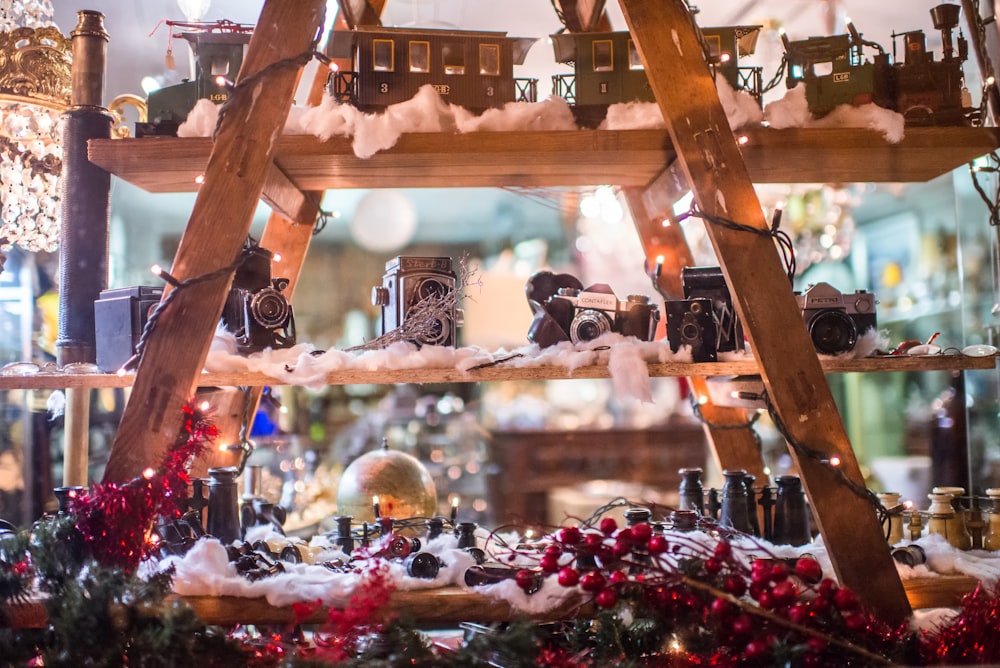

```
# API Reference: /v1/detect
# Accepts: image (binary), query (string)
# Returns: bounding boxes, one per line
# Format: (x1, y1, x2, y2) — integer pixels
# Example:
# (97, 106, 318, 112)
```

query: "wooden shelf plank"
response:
(0, 354, 992, 391)
(1, 576, 975, 629)
(87, 126, 1000, 193)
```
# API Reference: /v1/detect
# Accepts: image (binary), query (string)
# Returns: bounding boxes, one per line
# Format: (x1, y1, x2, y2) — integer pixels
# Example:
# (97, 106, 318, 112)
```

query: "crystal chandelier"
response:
(0, 0, 70, 253)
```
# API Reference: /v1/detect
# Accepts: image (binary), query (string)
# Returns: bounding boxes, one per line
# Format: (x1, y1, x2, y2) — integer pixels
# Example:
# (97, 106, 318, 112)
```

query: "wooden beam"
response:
(336, 0, 383, 29)
(623, 185, 767, 483)
(261, 162, 313, 226)
(618, 0, 911, 621)
(103, 0, 327, 483)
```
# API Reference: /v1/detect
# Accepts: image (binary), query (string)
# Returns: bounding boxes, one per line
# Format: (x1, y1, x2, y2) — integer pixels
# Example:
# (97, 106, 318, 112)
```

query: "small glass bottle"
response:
(678, 467, 705, 515)
(984, 489, 1000, 551)
(719, 469, 752, 534)
(669, 509, 698, 532)
(743, 473, 761, 537)
(772, 475, 811, 546)
(625, 507, 652, 527)
(932, 486, 973, 550)
(206, 466, 242, 545)
(876, 492, 904, 545)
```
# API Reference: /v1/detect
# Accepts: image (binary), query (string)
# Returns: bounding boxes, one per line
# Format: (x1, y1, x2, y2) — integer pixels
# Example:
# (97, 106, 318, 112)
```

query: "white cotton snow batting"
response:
(176, 98, 221, 138)
(608, 343, 653, 402)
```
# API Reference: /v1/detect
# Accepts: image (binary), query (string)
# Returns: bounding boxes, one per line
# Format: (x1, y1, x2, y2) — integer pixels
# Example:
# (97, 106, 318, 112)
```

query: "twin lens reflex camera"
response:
(372, 256, 460, 347)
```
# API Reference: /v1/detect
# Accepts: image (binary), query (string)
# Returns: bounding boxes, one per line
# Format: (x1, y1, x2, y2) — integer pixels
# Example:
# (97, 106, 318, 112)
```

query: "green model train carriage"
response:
(551, 26, 762, 127)
(327, 26, 538, 112)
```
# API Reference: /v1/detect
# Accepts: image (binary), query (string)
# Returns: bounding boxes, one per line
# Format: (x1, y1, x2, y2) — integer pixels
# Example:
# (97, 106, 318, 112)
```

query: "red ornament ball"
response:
(745, 639, 770, 661)
(833, 587, 860, 612)
(608, 570, 628, 585)
(599, 517, 618, 535)
(557, 566, 579, 587)
(580, 570, 607, 593)
(794, 557, 823, 583)
(788, 603, 811, 625)
(731, 614, 753, 637)
(630, 522, 653, 544)
(647, 535, 668, 554)
(714, 541, 732, 559)
(772, 579, 798, 606)
(540, 554, 560, 574)
(710, 597, 732, 617)
(723, 574, 747, 597)
(514, 569, 536, 591)
(595, 587, 618, 608)
(557, 526, 581, 545)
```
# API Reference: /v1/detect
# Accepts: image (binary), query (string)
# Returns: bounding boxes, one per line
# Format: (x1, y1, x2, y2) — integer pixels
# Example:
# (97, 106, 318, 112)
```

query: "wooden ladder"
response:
(619, 0, 911, 621)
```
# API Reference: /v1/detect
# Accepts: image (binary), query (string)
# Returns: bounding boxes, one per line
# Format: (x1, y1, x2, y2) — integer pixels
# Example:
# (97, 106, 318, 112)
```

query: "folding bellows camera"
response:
(94, 239, 296, 372)
(665, 266, 744, 362)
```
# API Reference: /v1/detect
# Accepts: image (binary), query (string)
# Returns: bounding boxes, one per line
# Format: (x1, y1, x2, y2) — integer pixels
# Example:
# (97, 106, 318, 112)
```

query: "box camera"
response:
(525, 270, 660, 347)
(795, 282, 877, 355)
(371, 256, 460, 346)
(665, 266, 744, 362)
(221, 239, 296, 353)
(94, 285, 164, 372)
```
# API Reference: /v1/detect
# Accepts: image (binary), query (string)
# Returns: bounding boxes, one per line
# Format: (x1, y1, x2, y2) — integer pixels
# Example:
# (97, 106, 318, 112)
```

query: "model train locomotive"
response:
(781, 3, 978, 126)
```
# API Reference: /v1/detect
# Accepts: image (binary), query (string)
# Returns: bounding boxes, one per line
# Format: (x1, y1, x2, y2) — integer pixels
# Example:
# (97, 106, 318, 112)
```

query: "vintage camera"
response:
(371, 256, 460, 346)
(94, 285, 164, 372)
(665, 266, 744, 362)
(795, 282, 877, 355)
(221, 239, 296, 353)
(525, 270, 660, 347)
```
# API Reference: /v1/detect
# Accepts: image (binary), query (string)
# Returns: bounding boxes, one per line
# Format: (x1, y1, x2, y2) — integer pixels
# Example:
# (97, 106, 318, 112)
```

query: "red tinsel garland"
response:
(922, 582, 1000, 664)
(69, 404, 217, 572)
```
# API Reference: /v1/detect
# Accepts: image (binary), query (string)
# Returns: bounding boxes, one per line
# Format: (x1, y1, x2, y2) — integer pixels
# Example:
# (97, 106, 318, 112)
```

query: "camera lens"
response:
(570, 309, 611, 343)
(680, 317, 702, 343)
(249, 288, 290, 328)
(416, 277, 449, 300)
(807, 310, 857, 355)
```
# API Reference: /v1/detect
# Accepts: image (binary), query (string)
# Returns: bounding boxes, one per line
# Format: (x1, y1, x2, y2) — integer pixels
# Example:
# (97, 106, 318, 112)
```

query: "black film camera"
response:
(525, 270, 660, 347)
(665, 266, 744, 362)
(371, 256, 460, 347)
(795, 282, 877, 355)
(94, 285, 165, 372)
(221, 239, 296, 353)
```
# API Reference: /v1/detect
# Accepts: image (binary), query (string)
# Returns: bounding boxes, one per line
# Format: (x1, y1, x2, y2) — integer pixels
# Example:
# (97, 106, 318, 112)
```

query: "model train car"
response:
(781, 3, 977, 126)
(136, 21, 252, 137)
(551, 26, 764, 126)
(326, 26, 539, 112)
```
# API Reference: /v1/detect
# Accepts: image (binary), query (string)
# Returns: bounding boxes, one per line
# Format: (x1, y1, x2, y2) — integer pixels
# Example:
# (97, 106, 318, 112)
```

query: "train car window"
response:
(592, 40, 613, 72)
(480, 44, 500, 75)
(409, 41, 430, 73)
(704, 34, 721, 60)
(443, 43, 465, 75)
(628, 40, 643, 70)
(373, 39, 394, 72)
